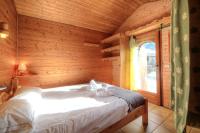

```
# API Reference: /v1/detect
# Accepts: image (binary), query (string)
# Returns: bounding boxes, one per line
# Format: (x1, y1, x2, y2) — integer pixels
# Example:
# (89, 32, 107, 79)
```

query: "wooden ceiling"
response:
(14, 0, 158, 33)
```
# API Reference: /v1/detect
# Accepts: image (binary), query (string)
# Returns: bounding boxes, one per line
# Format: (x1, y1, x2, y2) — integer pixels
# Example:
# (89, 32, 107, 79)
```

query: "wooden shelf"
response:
(83, 42, 99, 47)
(101, 45, 120, 53)
(100, 33, 120, 44)
(102, 56, 119, 61)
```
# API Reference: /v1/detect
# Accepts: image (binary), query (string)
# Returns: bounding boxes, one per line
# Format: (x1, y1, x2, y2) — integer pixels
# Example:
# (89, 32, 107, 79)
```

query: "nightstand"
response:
(11, 77, 20, 95)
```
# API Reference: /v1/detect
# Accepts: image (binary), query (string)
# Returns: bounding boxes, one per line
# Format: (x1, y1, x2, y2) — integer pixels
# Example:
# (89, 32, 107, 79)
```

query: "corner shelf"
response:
(101, 45, 120, 53)
(100, 33, 125, 62)
(83, 42, 99, 47)
(100, 33, 120, 44)
(102, 56, 120, 61)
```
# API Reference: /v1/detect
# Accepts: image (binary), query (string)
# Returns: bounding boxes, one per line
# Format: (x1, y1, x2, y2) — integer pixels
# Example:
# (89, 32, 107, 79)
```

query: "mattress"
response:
(0, 83, 144, 133)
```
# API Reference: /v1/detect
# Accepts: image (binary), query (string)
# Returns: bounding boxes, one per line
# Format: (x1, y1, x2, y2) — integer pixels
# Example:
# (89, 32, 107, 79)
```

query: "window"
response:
(135, 42, 157, 93)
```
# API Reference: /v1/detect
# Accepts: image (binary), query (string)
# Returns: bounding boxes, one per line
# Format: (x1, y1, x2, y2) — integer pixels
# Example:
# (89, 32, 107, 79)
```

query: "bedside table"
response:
(0, 86, 9, 105)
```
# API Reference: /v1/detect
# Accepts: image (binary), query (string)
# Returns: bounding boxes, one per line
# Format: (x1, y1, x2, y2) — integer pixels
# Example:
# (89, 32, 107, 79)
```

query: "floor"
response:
(116, 103, 200, 133)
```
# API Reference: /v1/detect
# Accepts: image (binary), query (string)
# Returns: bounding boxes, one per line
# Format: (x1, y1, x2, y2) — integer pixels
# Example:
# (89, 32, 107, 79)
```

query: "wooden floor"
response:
(116, 103, 200, 133)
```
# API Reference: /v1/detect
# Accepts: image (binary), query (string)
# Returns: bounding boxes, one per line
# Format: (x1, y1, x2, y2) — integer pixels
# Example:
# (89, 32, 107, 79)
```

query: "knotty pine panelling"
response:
(14, 0, 158, 33)
(18, 15, 112, 88)
(0, 0, 17, 87)
(161, 27, 171, 108)
(116, 0, 171, 33)
(112, 58, 120, 86)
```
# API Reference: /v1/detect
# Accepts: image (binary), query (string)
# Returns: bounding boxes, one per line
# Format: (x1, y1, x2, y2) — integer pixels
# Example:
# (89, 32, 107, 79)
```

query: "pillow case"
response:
(0, 86, 43, 132)
(0, 99, 34, 132)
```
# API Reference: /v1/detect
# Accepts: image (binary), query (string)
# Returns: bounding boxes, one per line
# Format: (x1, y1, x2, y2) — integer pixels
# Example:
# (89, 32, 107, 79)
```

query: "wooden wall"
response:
(161, 27, 171, 108)
(14, 0, 157, 34)
(0, 0, 17, 103)
(112, 58, 120, 86)
(18, 15, 112, 88)
(116, 0, 171, 33)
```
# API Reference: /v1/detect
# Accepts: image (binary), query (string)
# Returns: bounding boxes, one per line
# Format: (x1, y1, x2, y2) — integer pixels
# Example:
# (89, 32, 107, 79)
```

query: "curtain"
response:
(171, 0, 190, 133)
(120, 35, 138, 90)
(120, 35, 130, 89)
(130, 36, 139, 91)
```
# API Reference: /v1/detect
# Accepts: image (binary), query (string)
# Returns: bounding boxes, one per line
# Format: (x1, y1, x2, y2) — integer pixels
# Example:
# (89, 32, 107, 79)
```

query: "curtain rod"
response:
(125, 16, 171, 37)
(160, 23, 171, 29)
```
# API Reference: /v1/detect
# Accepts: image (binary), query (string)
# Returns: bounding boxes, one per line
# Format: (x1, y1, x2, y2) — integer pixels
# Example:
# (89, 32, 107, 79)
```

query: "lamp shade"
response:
(18, 64, 27, 72)
(0, 22, 9, 39)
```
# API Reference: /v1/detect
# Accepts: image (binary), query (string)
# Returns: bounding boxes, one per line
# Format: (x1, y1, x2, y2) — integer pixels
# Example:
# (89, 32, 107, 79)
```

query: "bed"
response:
(0, 82, 148, 133)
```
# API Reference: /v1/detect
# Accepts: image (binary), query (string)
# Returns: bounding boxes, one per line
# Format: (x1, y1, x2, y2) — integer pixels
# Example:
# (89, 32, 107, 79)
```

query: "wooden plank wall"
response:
(18, 15, 112, 88)
(0, 0, 17, 87)
(14, 0, 157, 33)
(161, 27, 171, 108)
(116, 0, 171, 33)
(112, 58, 120, 86)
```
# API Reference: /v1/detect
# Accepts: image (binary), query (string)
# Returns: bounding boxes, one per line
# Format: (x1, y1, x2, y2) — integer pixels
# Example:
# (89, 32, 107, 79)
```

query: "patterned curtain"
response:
(120, 34, 130, 89)
(171, 0, 190, 133)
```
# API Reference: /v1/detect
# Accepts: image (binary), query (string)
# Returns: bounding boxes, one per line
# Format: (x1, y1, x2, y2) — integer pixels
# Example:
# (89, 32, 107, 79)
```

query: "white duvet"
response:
(0, 84, 129, 133)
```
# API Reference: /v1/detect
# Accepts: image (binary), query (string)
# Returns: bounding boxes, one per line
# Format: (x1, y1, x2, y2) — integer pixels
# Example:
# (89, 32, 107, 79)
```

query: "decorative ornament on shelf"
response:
(0, 22, 9, 39)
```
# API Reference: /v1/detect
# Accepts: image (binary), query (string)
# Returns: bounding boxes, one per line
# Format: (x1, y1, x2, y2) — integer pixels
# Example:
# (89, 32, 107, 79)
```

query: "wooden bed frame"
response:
(101, 98, 148, 133)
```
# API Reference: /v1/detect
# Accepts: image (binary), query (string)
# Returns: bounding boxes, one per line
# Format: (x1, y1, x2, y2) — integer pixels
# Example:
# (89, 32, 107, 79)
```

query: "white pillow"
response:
(0, 99, 34, 131)
(0, 87, 43, 131)
(12, 87, 42, 113)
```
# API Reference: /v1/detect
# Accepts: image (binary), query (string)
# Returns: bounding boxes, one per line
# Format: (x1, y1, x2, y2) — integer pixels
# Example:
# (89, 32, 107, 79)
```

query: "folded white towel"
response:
(89, 80, 113, 97)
